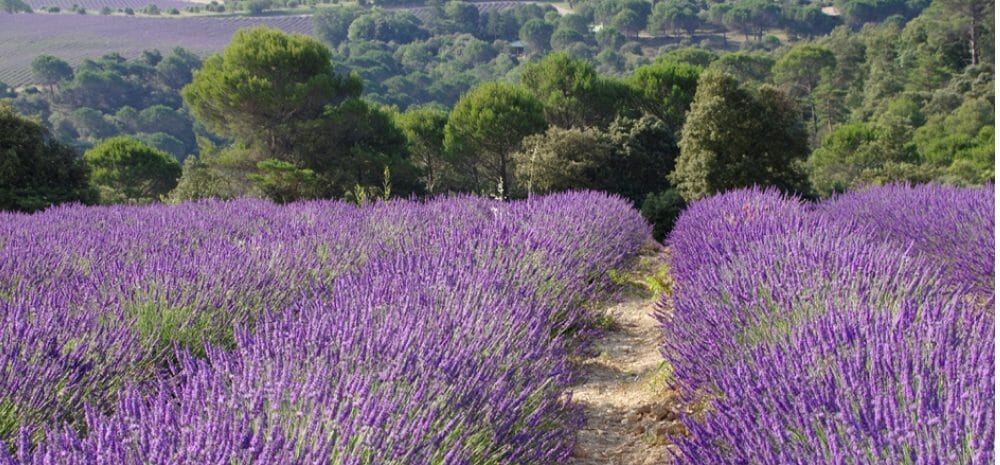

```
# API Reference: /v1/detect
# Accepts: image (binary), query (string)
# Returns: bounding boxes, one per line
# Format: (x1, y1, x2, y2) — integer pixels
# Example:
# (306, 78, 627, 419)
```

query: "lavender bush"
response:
(0, 191, 651, 464)
(661, 184, 994, 464)
(819, 183, 995, 295)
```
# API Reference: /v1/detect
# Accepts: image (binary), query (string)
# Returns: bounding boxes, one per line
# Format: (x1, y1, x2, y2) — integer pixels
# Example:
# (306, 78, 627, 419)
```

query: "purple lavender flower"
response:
(661, 184, 994, 465)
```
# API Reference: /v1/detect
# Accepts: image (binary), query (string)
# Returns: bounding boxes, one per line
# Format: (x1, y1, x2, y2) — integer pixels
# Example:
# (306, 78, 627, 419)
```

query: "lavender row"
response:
(24, 0, 195, 11)
(819, 183, 995, 295)
(661, 184, 994, 464)
(0, 191, 651, 463)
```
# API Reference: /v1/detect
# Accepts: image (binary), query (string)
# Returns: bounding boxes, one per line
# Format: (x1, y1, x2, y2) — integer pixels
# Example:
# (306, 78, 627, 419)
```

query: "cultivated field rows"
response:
(0, 14, 313, 87)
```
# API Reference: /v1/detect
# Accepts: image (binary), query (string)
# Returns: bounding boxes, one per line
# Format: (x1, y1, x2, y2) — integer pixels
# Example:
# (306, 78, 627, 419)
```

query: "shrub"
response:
(640, 188, 685, 241)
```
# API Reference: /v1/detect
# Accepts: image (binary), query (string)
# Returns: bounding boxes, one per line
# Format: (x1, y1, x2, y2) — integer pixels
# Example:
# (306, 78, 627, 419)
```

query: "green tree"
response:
(520, 53, 631, 128)
(137, 132, 189, 161)
(657, 48, 718, 68)
(603, 0, 651, 38)
(513, 126, 614, 194)
(723, 0, 781, 42)
(705, 2, 734, 44)
(519, 18, 554, 55)
(604, 114, 679, 205)
(83, 136, 181, 202)
(248, 159, 321, 203)
(913, 97, 994, 180)
(550, 27, 590, 51)
(396, 105, 449, 193)
(774, 45, 837, 97)
(182, 27, 362, 162)
(245, 0, 271, 14)
(595, 26, 627, 49)
(808, 122, 880, 195)
(708, 52, 774, 83)
(138, 50, 163, 67)
(930, 0, 992, 65)
(483, 11, 520, 40)
(672, 72, 810, 201)
(67, 107, 117, 141)
(558, 13, 592, 36)
(444, 82, 547, 198)
(784, 4, 838, 39)
(0, 103, 94, 211)
(31, 55, 73, 90)
(313, 6, 363, 47)
(627, 60, 701, 132)
(169, 157, 234, 202)
(155, 48, 202, 90)
(307, 98, 421, 197)
(1, 0, 31, 13)
(59, 68, 136, 112)
(640, 188, 685, 241)
(648, 0, 702, 36)
(168, 139, 248, 201)
(137, 105, 193, 140)
(445, 1, 480, 34)
(611, 9, 644, 39)
(347, 10, 428, 44)
(807, 116, 957, 196)
(773, 44, 837, 140)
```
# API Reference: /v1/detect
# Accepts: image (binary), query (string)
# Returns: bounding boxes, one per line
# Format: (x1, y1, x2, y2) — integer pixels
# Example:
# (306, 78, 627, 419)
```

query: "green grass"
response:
(0, 399, 20, 444)
(645, 361, 673, 394)
(125, 298, 234, 358)
(592, 311, 620, 331)
(606, 251, 673, 300)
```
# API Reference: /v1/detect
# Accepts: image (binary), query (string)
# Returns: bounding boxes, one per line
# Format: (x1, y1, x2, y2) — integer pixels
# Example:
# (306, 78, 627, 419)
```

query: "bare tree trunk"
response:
(810, 99, 818, 144)
(969, 19, 979, 65)
(426, 158, 436, 194)
(499, 153, 509, 200)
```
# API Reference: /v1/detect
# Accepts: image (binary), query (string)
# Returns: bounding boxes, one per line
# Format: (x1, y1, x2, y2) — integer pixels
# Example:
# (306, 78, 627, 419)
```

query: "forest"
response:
(0, 0, 994, 237)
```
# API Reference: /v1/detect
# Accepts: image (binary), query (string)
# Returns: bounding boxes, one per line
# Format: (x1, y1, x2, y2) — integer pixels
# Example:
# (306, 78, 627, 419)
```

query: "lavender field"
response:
(23, 0, 196, 12)
(0, 14, 314, 87)
(0, 192, 651, 463)
(662, 184, 994, 464)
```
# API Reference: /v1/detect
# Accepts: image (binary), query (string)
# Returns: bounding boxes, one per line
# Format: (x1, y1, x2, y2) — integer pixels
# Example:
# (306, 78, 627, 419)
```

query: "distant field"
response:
(0, 13, 314, 87)
(24, 0, 197, 11)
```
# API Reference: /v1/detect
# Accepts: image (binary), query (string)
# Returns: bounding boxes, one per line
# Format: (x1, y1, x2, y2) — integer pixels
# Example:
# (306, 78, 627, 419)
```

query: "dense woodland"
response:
(0, 0, 993, 236)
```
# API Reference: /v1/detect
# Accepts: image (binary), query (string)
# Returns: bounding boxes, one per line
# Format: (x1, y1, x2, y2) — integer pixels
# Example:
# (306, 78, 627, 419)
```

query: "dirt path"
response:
(567, 248, 685, 465)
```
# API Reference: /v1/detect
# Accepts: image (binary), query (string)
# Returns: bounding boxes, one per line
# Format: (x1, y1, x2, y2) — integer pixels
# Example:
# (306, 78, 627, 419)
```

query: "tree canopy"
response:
(513, 126, 613, 195)
(397, 105, 449, 194)
(520, 53, 632, 129)
(0, 102, 93, 211)
(1, 0, 32, 13)
(83, 136, 181, 203)
(672, 71, 810, 201)
(627, 59, 702, 132)
(444, 82, 546, 197)
(31, 55, 73, 88)
(182, 27, 363, 162)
